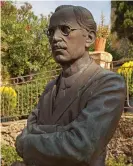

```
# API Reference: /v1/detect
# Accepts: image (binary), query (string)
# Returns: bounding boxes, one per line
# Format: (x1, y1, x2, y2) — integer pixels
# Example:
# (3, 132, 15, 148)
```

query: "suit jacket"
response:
(15, 59, 126, 166)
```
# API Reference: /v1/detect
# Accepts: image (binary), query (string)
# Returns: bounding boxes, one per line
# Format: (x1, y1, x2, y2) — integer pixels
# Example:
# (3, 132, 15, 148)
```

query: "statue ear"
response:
(85, 31, 96, 48)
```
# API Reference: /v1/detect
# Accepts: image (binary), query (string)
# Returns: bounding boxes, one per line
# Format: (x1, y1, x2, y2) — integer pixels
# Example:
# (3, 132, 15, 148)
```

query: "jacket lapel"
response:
(38, 80, 57, 124)
(51, 60, 100, 124)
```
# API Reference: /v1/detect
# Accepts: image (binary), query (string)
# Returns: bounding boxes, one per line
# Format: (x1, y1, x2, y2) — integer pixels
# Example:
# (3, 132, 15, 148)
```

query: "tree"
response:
(111, 1, 133, 42)
(110, 1, 133, 59)
(1, 1, 57, 79)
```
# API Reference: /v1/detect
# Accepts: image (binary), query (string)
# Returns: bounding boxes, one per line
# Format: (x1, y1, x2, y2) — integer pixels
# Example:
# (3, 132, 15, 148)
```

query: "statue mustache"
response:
(52, 43, 67, 49)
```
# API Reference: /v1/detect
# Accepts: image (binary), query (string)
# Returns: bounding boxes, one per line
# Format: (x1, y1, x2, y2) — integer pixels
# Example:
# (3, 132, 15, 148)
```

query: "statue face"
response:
(48, 8, 87, 65)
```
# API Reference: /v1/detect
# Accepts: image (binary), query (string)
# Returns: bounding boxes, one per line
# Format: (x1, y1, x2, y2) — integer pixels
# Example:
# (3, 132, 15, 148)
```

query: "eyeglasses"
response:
(45, 25, 81, 38)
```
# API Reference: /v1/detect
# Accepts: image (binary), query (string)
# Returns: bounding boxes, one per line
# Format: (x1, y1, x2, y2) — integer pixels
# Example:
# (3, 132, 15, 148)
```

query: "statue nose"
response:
(52, 29, 62, 42)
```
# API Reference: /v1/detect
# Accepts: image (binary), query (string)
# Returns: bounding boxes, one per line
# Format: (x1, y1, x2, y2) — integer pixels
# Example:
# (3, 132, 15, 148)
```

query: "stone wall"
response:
(1, 115, 133, 163)
(107, 115, 133, 163)
(1, 120, 27, 147)
(89, 51, 113, 69)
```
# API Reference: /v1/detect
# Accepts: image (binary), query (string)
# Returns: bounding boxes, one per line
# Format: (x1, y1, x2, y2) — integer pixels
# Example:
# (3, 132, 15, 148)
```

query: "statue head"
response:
(47, 5, 96, 65)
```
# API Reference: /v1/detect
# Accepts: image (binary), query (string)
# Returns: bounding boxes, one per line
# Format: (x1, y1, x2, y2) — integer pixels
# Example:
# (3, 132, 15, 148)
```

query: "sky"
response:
(15, 1, 111, 25)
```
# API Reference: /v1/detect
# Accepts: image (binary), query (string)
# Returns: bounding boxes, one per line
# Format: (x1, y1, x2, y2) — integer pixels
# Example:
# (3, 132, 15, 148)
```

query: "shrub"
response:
(118, 61, 133, 82)
(96, 12, 110, 39)
(1, 69, 60, 119)
(1, 144, 22, 166)
(118, 61, 133, 96)
(106, 156, 133, 166)
(1, 1, 53, 78)
(0, 86, 17, 117)
(105, 34, 122, 61)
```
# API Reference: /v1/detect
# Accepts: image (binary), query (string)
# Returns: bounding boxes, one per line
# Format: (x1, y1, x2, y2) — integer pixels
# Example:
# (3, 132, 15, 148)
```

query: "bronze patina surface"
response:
(13, 5, 126, 166)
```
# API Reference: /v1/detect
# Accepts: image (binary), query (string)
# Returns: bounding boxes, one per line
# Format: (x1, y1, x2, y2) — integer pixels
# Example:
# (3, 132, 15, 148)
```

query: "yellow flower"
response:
(117, 61, 133, 96)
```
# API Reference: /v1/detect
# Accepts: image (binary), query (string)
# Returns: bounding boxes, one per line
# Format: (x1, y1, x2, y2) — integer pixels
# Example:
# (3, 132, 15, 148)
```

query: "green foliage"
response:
(129, 83, 133, 97)
(106, 156, 133, 166)
(11, 69, 58, 117)
(1, 1, 57, 78)
(1, 66, 11, 84)
(1, 144, 22, 166)
(89, 43, 95, 52)
(111, 1, 133, 59)
(1, 69, 60, 118)
(118, 61, 133, 96)
(105, 34, 122, 60)
(117, 38, 133, 59)
(1, 145, 132, 166)
(128, 43, 133, 58)
(111, 1, 133, 42)
(96, 12, 110, 39)
(13, 78, 46, 116)
(0, 86, 17, 117)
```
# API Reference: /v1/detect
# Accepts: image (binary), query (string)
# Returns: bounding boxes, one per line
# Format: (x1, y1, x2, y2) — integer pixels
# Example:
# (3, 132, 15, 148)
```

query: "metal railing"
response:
(110, 60, 133, 112)
(0, 61, 133, 122)
(0, 69, 60, 122)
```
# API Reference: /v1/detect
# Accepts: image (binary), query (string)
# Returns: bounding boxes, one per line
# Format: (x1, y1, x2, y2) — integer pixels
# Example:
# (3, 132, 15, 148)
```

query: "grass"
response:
(1, 144, 133, 166)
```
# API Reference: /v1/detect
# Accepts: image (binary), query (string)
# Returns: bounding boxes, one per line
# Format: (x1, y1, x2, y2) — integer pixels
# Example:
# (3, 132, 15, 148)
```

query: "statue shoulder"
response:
(45, 79, 57, 92)
(96, 67, 125, 82)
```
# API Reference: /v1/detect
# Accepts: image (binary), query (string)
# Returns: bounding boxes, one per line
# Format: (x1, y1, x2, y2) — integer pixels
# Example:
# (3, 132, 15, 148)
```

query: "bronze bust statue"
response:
(13, 5, 126, 166)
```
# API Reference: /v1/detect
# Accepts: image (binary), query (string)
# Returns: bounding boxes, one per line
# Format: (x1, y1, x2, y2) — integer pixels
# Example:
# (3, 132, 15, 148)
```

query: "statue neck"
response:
(62, 53, 91, 78)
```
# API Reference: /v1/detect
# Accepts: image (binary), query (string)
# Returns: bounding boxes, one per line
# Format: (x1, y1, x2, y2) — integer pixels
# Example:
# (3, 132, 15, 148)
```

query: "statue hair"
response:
(54, 5, 97, 33)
